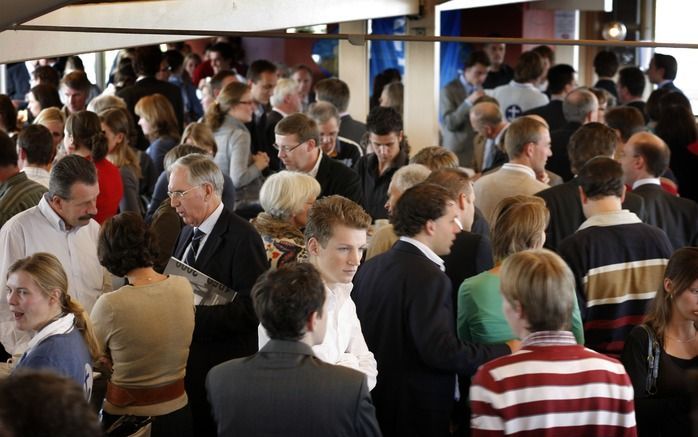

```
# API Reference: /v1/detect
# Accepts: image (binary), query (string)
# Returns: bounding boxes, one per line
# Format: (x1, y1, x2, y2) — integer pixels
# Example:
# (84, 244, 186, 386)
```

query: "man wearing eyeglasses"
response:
(274, 113, 362, 204)
(169, 153, 268, 437)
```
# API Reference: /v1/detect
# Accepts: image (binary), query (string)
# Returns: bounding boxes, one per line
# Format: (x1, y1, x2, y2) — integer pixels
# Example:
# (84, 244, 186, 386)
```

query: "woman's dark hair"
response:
(65, 111, 109, 161)
(655, 104, 697, 151)
(31, 84, 62, 112)
(98, 212, 159, 277)
(0, 94, 17, 133)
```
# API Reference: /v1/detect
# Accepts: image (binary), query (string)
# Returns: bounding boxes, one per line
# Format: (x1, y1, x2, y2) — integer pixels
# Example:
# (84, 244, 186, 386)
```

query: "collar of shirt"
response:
(459, 74, 476, 95)
(399, 236, 445, 271)
(307, 149, 323, 178)
(578, 209, 642, 231)
(501, 162, 536, 179)
(22, 166, 50, 180)
(195, 201, 224, 238)
(658, 79, 673, 88)
(509, 80, 540, 91)
(632, 177, 661, 190)
(38, 194, 75, 233)
(493, 124, 509, 145)
(522, 330, 577, 347)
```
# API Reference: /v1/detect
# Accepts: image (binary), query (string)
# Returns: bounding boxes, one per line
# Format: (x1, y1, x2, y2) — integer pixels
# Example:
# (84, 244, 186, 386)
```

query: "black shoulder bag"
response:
(638, 324, 661, 395)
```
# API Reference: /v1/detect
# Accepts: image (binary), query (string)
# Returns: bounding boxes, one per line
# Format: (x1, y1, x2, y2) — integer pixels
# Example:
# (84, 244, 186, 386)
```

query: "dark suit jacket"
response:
(537, 179, 647, 251)
(523, 99, 565, 132)
(352, 241, 509, 437)
(173, 207, 269, 437)
(442, 231, 494, 311)
(260, 109, 283, 172)
(549, 121, 582, 182)
(594, 78, 619, 100)
(117, 77, 184, 150)
(625, 100, 649, 124)
(632, 183, 698, 250)
(206, 340, 381, 437)
(339, 114, 367, 146)
(316, 153, 363, 204)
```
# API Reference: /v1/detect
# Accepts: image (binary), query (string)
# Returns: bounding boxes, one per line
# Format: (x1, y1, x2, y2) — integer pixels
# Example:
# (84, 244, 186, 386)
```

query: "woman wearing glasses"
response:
(205, 82, 269, 218)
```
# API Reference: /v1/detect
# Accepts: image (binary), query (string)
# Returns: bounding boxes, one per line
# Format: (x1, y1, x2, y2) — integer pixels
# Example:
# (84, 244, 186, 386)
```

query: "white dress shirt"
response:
(258, 281, 378, 390)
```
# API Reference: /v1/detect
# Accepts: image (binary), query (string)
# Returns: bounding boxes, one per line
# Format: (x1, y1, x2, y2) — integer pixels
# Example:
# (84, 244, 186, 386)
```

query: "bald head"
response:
(626, 132, 670, 179)
(563, 89, 598, 124)
(470, 101, 503, 138)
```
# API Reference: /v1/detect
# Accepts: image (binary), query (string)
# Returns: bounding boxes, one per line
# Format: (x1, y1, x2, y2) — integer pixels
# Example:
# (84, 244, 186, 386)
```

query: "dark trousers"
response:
(102, 404, 193, 437)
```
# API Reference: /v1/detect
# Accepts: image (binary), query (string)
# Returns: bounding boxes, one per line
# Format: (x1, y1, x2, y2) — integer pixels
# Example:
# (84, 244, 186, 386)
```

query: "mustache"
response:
(78, 214, 96, 221)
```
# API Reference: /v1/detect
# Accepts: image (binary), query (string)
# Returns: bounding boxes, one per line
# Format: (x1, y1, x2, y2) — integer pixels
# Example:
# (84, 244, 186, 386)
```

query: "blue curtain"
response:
(369, 17, 405, 97)
(439, 10, 471, 121)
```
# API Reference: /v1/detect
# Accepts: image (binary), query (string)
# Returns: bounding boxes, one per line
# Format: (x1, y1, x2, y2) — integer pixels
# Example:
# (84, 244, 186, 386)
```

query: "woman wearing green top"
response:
(457, 195, 585, 344)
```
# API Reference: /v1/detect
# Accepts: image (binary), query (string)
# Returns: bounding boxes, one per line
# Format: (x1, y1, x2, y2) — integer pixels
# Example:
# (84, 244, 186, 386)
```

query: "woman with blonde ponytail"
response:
(206, 81, 269, 218)
(65, 110, 123, 223)
(7, 252, 99, 397)
(93, 212, 195, 437)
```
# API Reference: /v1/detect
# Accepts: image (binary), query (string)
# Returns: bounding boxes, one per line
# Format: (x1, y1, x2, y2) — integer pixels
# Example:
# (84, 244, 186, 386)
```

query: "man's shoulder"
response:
(1, 204, 43, 231)
(537, 180, 578, 201)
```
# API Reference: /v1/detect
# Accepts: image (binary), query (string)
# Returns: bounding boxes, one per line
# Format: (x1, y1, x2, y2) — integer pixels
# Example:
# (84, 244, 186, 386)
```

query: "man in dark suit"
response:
(425, 168, 494, 302)
(353, 183, 512, 437)
(169, 154, 268, 437)
(537, 122, 646, 251)
(117, 45, 184, 150)
(207, 263, 381, 437)
(245, 59, 278, 154)
(617, 66, 648, 123)
(648, 53, 682, 93)
(523, 64, 576, 132)
(620, 131, 698, 250)
(275, 113, 362, 204)
(315, 78, 367, 146)
(548, 88, 598, 182)
(261, 78, 302, 172)
(592, 50, 620, 100)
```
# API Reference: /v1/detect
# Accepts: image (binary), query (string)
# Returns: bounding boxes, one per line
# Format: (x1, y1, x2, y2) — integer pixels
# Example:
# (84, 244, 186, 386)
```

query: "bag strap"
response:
(638, 324, 661, 395)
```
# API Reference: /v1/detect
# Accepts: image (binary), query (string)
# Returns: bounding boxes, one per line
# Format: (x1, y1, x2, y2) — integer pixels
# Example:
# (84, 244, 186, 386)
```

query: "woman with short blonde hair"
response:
(457, 195, 584, 344)
(252, 171, 321, 269)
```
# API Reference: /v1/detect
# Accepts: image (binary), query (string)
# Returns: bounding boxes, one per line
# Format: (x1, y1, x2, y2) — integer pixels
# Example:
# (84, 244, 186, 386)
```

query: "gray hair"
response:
(270, 78, 299, 108)
(87, 95, 127, 114)
(389, 164, 431, 194)
(307, 101, 341, 126)
(48, 155, 97, 199)
(259, 171, 321, 220)
(562, 89, 598, 123)
(170, 153, 224, 197)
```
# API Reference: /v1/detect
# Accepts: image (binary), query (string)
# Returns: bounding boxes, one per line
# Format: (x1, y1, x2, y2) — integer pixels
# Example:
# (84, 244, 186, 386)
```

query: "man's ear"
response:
(424, 219, 436, 236)
(397, 130, 404, 143)
(18, 148, 27, 160)
(458, 192, 467, 211)
(307, 237, 320, 256)
(306, 310, 319, 334)
(578, 186, 588, 204)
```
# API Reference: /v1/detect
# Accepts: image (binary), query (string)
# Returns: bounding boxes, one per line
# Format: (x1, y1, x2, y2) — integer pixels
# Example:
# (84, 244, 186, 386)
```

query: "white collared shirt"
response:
(501, 162, 536, 179)
(399, 236, 445, 271)
(0, 196, 110, 355)
(307, 149, 323, 179)
(258, 281, 378, 390)
(578, 209, 642, 231)
(185, 202, 224, 262)
(632, 177, 661, 190)
(21, 167, 50, 188)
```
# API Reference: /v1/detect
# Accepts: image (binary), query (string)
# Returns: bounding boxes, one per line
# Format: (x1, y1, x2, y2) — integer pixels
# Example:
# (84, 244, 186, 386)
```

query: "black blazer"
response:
(206, 340, 381, 437)
(339, 114, 367, 146)
(260, 109, 283, 172)
(523, 99, 565, 132)
(353, 241, 509, 437)
(537, 179, 647, 252)
(442, 231, 494, 310)
(315, 153, 363, 204)
(632, 183, 698, 250)
(549, 121, 582, 182)
(173, 207, 269, 437)
(117, 77, 184, 150)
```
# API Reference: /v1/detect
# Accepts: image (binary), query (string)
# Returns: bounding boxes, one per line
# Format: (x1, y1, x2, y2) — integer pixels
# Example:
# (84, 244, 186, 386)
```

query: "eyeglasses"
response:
(273, 141, 306, 154)
(167, 185, 201, 200)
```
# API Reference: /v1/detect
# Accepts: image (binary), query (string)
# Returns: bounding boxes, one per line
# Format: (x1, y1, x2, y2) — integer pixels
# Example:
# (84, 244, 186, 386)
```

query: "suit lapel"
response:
(174, 226, 194, 259)
(193, 209, 229, 270)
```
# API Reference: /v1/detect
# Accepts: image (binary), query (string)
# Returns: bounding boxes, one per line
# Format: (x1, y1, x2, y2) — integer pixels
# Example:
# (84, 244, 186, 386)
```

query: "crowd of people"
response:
(0, 37, 697, 437)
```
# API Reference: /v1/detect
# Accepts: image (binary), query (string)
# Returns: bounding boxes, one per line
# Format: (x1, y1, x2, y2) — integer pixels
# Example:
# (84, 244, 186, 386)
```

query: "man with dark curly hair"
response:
(353, 183, 513, 437)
